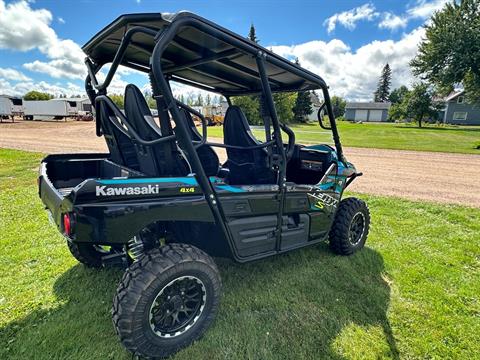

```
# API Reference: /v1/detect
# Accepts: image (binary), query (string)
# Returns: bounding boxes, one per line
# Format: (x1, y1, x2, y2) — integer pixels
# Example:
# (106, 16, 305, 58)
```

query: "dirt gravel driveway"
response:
(1, 119, 479, 207)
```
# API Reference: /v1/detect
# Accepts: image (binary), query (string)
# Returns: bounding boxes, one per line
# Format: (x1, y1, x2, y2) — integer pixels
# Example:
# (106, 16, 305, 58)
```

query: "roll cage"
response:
(82, 12, 345, 260)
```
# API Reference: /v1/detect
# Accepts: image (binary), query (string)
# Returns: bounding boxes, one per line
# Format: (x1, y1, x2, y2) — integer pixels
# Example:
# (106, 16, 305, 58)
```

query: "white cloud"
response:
(0, 0, 55, 51)
(378, 13, 408, 30)
(378, 0, 449, 31)
(324, 1, 449, 34)
(0, 78, 83, 97)
(271, 27, 425, 101)
(58, 17, 65, 24)
(23, 58, 85, 80)
(0, 1, 85, 80)
(0, 67, 31, 81)
(324, 3, 379, 33)
(407, 0, 449, 19)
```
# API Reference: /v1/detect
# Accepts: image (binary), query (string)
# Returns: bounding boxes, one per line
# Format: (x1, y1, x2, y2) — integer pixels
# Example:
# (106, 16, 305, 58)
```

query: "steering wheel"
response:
(279, 123, 295, 161)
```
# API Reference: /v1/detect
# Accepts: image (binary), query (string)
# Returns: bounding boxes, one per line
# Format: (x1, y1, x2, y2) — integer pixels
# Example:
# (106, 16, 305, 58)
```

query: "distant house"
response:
(345, 102, 391, 122)
(438, 90, 480, 125)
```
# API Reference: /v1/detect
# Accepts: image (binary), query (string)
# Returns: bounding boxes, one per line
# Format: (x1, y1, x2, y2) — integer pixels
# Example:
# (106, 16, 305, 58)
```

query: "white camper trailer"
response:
(23, 99, 78, 120)
(53, 98, 93, 120)
(0, 96, 23, 122)
(0, 96, 12, 119)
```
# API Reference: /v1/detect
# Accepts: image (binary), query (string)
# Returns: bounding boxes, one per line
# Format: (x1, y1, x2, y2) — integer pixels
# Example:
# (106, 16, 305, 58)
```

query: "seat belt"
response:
(150, 72, 177, 175)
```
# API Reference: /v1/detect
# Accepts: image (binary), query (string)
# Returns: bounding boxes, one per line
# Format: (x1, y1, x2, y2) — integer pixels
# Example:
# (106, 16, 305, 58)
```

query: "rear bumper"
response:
(39, 162, 64, 229)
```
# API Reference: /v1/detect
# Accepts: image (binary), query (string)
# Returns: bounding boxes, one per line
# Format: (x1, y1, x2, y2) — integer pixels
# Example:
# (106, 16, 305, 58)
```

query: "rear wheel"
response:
(329, 197, 370, 255)
(112, 244, 221, 359)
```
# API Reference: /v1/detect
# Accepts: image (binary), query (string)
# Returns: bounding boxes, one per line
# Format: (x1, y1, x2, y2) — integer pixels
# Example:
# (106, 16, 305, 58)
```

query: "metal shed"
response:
(345, 102, 391, 122)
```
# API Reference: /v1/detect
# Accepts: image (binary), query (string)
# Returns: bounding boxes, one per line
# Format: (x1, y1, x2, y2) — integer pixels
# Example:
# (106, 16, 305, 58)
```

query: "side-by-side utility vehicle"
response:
(38, 12, 370, 358)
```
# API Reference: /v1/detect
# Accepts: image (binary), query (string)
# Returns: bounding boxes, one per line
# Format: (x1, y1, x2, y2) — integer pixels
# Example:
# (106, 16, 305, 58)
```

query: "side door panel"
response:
(217, 185, 280, 258)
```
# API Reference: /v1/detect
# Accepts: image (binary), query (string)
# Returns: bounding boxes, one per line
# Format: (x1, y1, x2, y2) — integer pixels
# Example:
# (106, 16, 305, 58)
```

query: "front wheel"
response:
(329, 197, 370, 255)
(112, 244, 221, 359)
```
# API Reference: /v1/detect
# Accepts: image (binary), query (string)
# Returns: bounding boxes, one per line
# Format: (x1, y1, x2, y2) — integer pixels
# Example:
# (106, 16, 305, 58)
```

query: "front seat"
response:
(124, 84, 189, 177)
(223, 106, 276, 185)
(181, 109, 220, 176)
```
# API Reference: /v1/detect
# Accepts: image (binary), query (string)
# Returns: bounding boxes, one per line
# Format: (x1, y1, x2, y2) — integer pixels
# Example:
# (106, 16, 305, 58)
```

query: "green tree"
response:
(195, 94, 204, 106)
(291, 58, 313, 123)
(273, 92, 296, 123)
(292, 91, 312, 123)
(388, 102, 407, 122)
(403, 83, 440, 128)
(331, 95, 346, 118)
(109, 94, 124, 109)
(206, 94, 211, 105)
(145, 94, 156, 109)
(389, 85, 410, 105)
(248, 23, 258, 43)
(231, 95, 262, 125)
(23, 91, 53, 101)
(373, 63, 392, 102)
(410, 0, 480, 102)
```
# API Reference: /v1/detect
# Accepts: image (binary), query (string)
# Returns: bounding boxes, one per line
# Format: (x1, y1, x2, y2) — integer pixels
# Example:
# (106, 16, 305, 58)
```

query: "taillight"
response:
(63, 213, 73, 236)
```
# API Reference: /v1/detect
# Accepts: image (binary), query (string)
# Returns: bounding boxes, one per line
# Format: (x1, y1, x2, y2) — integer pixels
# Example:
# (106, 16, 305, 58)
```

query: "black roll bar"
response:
(256, 53, 287, 253)
(175, 100, 207, 149)
(83, 15, 346, 261)
(95, 95, 176, 146)
(86, 27, 158, 92)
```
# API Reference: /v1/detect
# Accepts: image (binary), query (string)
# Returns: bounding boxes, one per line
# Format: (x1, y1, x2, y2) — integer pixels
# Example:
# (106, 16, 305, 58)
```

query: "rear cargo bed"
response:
(43, 153, 142, 195)
(38, 153, 143, 227)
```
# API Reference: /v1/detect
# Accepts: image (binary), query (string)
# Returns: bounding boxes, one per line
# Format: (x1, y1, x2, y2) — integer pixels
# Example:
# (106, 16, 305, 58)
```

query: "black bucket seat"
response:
(223, 106, 276, 185)
(181, 109, 220, 176)
(123, 84, 189, 177)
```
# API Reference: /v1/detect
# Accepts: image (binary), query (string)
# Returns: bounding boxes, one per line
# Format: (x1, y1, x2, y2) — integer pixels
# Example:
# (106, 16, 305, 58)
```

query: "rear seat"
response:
(96, 99, 140, 171)
(123, 84, 189, 177)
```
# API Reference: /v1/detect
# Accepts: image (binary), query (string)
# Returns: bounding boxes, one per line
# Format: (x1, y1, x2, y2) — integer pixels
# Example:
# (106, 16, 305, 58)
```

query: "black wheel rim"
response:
(348, 212, 366, 246)
(149, 276, 206, 338)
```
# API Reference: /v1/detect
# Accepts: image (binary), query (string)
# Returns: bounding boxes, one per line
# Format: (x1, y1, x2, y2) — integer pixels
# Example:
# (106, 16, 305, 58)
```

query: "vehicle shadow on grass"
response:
(1, 245, 398, 360)
(207, 244, 399, 360)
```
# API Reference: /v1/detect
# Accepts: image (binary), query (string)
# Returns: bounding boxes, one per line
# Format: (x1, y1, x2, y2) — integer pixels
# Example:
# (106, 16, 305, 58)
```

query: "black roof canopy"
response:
(82, 12, 327, 95)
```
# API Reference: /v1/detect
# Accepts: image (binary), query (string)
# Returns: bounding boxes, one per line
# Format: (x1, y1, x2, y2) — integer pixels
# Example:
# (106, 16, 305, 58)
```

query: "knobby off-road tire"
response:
(67, 241, 106, 268)
(329, 197, 370, 255)
(112, 244, 221, 359)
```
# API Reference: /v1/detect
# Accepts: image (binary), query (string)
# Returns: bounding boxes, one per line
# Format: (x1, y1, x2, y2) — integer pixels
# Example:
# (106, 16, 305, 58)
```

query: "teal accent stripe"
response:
(98, 177, 198, 185)
(98, 176, 247, 193)
(215, 185, 245, 193)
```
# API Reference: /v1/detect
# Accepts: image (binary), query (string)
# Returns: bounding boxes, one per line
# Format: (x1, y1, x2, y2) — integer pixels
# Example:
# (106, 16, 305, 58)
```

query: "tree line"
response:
(371, 63, 442, 128)
(19, 1, 476, 128)
(372, 0, 479, 127)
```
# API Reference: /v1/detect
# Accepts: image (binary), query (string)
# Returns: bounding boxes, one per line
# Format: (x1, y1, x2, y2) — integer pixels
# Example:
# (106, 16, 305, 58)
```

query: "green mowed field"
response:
(206, 122, 480, 154)
(1, 148, 479, 359)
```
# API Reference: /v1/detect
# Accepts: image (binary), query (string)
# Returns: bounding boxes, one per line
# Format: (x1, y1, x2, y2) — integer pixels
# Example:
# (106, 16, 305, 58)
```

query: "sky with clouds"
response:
(0, 0, 450, 101)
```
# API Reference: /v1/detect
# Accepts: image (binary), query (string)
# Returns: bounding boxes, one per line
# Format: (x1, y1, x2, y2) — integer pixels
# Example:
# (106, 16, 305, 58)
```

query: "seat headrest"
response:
(124, 84, 151, 119)
(124, 84, 161, 137)
(224, 105, 261, 146)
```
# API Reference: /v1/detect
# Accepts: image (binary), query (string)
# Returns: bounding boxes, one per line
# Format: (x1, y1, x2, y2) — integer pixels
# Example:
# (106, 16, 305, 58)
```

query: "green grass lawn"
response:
(1, 148, 479, 359)
(206, 122, 480, 154)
